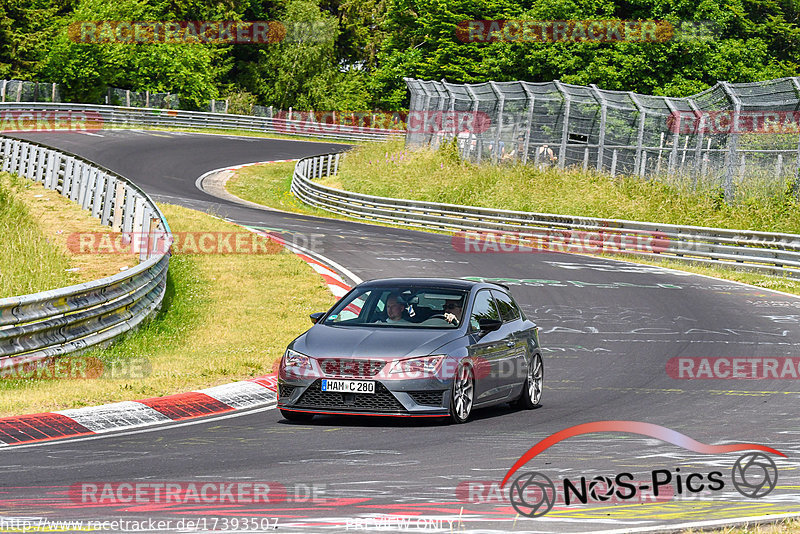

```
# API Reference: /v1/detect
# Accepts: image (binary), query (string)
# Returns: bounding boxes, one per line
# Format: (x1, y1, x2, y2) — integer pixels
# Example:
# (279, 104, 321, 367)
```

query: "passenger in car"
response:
(384, 293, 409, 324)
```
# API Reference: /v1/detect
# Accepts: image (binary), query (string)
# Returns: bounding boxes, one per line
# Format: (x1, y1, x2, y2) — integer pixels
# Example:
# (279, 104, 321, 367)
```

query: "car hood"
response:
(294, 325, 464, 360)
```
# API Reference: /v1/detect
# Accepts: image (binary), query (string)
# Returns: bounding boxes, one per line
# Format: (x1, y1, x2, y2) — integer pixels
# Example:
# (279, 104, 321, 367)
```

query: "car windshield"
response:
(322, 286, 469, 328)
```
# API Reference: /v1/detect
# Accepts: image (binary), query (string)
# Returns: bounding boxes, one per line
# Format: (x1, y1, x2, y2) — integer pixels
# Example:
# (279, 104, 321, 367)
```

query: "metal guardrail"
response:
(291, 153, 800, 279)
(0, 136, 171, 362)
(0, 102, 405, 143)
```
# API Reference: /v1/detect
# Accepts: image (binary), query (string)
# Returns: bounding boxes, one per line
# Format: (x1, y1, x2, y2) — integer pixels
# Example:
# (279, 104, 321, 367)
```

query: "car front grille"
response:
(278, 384, 296, 398)
(295, 379, 406, 413)
(317, 358, 386, 377)
(407, 391, 445, 407)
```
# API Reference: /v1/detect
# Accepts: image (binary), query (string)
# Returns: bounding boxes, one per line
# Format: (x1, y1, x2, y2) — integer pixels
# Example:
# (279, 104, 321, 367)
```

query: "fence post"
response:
(688, 99, 705, 183)
(663, 97, 680, 176)
(465, 84, 481, 163)
(554, 80, 570, 169)
(52, 83, 57, 102)
(790, 78, 800, 199)
(1, 79, 6, 102)
(590, 84, 607, 171)
(16, 83, 22, 102)
(629, 92, 646, 177)
(125, 89, 131, 107)
(489, 82, 505, 163)
(145, 90, 150, 108)
(610, 149, 618, 177)
(720, 81, 741, 202)
(521, 84, 536, 164)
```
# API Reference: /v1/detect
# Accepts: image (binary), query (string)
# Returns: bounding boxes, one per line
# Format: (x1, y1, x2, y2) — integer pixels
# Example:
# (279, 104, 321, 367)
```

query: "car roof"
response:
(357, 277, 508, 292)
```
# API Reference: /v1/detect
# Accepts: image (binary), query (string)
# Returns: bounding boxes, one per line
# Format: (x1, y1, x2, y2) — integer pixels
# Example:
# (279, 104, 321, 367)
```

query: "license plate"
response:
(321, 379, 375, 394)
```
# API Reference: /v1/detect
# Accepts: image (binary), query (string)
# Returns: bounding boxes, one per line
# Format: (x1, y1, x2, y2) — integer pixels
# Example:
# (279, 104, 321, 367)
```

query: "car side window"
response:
(492, 290, 520, 323)
(469, 290, 500, 331)
(332, 291, 371, 322)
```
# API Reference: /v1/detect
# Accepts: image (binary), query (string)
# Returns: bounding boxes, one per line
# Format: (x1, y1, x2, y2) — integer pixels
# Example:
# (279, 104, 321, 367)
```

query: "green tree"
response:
(42, 0, 227, 106)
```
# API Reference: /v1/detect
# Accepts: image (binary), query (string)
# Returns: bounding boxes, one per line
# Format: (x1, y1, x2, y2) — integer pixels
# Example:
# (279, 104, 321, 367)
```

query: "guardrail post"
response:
(70, 161, 84, 202)
(18, 142, 29, 177)
(112, 181, 125, 231)
(334, 153, 341, 175)
(11, 140, 20, 174)
(123, 185, 135, 234)
(62, 157, 75, 197)
(102, 177, 116, 226)
(720, 81, 741, 202)
(629, 93, 647, 177)
(35, 147, 47, 183)
(77, 162, 91, 205)
(92, 172, 105, 218)
(133, 197, 145, 257)
(44, 151, 58, 189)
(554, 81, 570, 169)
(326, 154, 333, 175)
(590, 84, 607, 171)
(82, 167, 98, 209)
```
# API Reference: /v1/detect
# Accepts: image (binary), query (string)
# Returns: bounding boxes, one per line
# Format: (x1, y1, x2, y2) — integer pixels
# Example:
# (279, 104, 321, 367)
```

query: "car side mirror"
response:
(478, 318, 502, 333)
(310, 312, 325, 324)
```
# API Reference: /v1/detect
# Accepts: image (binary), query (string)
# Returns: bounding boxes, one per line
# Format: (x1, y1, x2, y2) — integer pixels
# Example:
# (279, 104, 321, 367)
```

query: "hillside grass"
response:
(0, 203, 336, 416)
(331, 139, 800, 234)
(225, 139, 800, 296)
(0, 173, 139, 297)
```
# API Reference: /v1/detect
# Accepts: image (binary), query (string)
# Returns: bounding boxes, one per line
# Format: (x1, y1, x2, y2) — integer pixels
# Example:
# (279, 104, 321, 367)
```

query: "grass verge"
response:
(0, 203, 336, 416)
(227, 139, 800, 296)
(683, 519, 799, 534)
(0, 172, 139, 297)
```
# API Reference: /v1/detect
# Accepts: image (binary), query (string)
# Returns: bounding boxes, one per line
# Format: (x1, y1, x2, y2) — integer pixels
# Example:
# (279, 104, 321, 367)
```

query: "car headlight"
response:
(283, 349, 312, 370)
(389, 355, 444, 376)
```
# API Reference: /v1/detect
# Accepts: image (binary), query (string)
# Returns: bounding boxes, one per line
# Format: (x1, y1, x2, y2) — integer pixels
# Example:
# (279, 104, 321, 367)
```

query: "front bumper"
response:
(278, 378, 450, 417)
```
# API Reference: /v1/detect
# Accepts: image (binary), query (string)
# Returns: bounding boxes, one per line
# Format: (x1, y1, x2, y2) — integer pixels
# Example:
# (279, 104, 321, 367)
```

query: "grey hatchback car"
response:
(278, 278, 543, 423)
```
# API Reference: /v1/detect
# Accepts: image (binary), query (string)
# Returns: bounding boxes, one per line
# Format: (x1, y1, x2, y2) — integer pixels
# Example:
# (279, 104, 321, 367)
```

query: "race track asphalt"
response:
(3, 130, 799, 533)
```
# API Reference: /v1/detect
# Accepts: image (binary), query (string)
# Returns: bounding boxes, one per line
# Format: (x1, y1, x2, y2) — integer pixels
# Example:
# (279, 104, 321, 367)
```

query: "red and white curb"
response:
(0, 376, 278, 446)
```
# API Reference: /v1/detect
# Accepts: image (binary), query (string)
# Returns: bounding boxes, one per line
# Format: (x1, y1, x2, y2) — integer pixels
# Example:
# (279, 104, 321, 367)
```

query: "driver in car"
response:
(443, 299, 463, 326)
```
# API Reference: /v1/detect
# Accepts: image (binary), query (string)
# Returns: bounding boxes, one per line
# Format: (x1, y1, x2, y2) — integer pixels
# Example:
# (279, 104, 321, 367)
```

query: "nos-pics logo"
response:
(502, 421, 784, 518)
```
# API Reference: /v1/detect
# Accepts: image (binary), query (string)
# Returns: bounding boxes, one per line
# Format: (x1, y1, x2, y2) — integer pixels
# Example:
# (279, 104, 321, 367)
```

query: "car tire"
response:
(280, 409, 314, 422)
(513, 353, 543, 410)
(449, 363, 474, 424)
